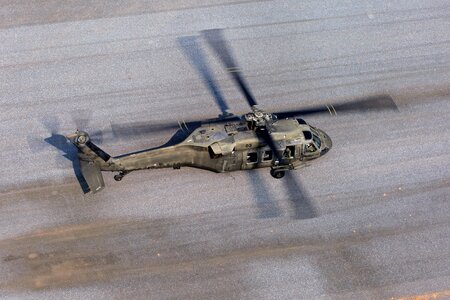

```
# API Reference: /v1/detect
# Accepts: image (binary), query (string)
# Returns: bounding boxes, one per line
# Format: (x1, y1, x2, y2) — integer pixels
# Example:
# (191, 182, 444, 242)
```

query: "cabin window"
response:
(247, 152, 258, 164)
(263, 150, 273, 161)
(284, 146, 295, 159)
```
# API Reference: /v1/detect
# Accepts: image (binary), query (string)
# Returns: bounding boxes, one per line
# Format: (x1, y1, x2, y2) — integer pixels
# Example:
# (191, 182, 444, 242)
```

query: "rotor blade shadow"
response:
(44, 134, 90, 194)
(284, 172, 317, 219)
(202, 29, 258, 107)
(178, 36, 231, 116)
(247, 170, 282, 219)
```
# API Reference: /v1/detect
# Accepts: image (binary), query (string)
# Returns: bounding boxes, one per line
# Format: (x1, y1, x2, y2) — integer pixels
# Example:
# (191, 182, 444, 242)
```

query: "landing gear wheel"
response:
(270, 169, 285, 179)
(114, 171, 129, 182)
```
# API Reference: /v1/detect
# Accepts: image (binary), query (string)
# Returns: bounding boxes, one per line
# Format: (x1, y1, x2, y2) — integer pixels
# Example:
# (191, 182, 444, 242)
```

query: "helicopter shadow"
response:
(284, 172, 317, 219)
(177, 35, 231, 117)
(247, 170, 282, 218)
(247, 168, 317, 220)
(27, 115, 90, 194)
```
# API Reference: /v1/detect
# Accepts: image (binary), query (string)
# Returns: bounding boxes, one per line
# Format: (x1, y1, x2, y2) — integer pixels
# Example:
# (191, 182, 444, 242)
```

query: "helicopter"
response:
(66, 29, 397, 193)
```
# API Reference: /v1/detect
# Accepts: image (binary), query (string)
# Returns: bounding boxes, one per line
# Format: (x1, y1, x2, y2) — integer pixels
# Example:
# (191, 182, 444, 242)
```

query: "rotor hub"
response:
(245, 106, 276, 128)
(74, 131, 90, 145)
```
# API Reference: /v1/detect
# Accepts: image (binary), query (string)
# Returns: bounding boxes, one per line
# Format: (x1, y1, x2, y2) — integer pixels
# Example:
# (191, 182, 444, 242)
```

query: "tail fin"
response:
(66, 131, 110, 193)
(80, 160, 105, 193)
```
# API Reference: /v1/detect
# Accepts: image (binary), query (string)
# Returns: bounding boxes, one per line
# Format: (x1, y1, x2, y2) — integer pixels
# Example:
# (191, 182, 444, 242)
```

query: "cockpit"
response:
(301, 124, 332, 157)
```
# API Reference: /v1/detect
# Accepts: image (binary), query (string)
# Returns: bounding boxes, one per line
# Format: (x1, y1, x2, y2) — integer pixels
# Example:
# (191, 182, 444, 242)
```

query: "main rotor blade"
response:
(108, 114, 241, 141)
(202, 29, 258, 107)
(178, 36, 231, 116)
(247, 170, 282, 218)
(274, 95, 398, 119)
(110, 122, 189, 138)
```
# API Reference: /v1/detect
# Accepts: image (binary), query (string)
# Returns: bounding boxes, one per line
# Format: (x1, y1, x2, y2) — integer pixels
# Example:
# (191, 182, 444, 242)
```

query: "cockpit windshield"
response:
(310, 128, 321, 149)
(313, 133, 321, 149)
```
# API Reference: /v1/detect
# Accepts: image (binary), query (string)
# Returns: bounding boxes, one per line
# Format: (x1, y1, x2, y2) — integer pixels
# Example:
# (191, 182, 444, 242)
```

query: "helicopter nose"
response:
(319, 130, 332, 155)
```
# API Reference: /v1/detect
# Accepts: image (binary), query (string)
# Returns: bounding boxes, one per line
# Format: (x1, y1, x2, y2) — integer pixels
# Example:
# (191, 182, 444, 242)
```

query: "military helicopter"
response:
(66, 29, 397, 193)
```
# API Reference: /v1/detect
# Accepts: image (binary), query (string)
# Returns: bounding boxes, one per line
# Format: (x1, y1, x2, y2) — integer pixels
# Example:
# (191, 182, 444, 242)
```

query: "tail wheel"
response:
(114, 171, 129, 181)
(270, 169, 285, 179)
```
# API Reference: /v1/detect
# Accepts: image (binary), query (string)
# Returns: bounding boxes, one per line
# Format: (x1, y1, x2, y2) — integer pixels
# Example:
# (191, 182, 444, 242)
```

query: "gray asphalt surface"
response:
(1, 1, 450, 299)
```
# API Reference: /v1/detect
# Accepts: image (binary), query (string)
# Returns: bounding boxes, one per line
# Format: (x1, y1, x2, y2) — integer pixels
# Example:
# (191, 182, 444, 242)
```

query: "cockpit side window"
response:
(313, 134, 321, 149)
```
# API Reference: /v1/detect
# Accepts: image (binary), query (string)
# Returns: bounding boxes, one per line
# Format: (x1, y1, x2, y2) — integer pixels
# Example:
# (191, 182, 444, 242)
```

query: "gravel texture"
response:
(0, 1, 449, 299)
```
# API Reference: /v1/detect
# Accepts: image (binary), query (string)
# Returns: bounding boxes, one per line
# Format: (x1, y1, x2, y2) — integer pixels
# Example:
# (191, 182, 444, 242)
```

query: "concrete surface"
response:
(0, 1, 449, 299)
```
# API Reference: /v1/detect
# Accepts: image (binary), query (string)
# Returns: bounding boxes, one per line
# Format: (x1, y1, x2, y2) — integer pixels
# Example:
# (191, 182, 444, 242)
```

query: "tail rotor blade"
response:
(71, 109, 93, 131)
(41, 115, 60, 134)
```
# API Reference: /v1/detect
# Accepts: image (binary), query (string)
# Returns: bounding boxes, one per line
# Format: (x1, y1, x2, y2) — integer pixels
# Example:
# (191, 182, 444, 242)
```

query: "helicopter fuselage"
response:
(100, 118, 332, 174)
(67, 116, 332, 194)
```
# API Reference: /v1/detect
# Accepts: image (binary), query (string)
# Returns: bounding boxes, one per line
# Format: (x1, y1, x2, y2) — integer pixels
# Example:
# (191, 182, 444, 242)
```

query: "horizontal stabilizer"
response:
(80, 160, 105, 193)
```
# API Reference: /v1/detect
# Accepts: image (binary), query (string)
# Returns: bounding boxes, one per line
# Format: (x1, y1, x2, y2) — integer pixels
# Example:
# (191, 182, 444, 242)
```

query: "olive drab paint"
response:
(66, 116, 332, 193)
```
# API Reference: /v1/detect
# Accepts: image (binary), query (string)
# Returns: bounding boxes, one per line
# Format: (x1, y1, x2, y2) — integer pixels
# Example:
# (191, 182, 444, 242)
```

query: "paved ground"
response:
(0, 1, 449, 299)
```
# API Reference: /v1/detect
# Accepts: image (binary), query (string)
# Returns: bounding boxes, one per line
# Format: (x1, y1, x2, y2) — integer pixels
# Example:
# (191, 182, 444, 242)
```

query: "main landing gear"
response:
(270, 169, 285, 179)
(114, 171, 129, 181)
(270, 164, 294, 179)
